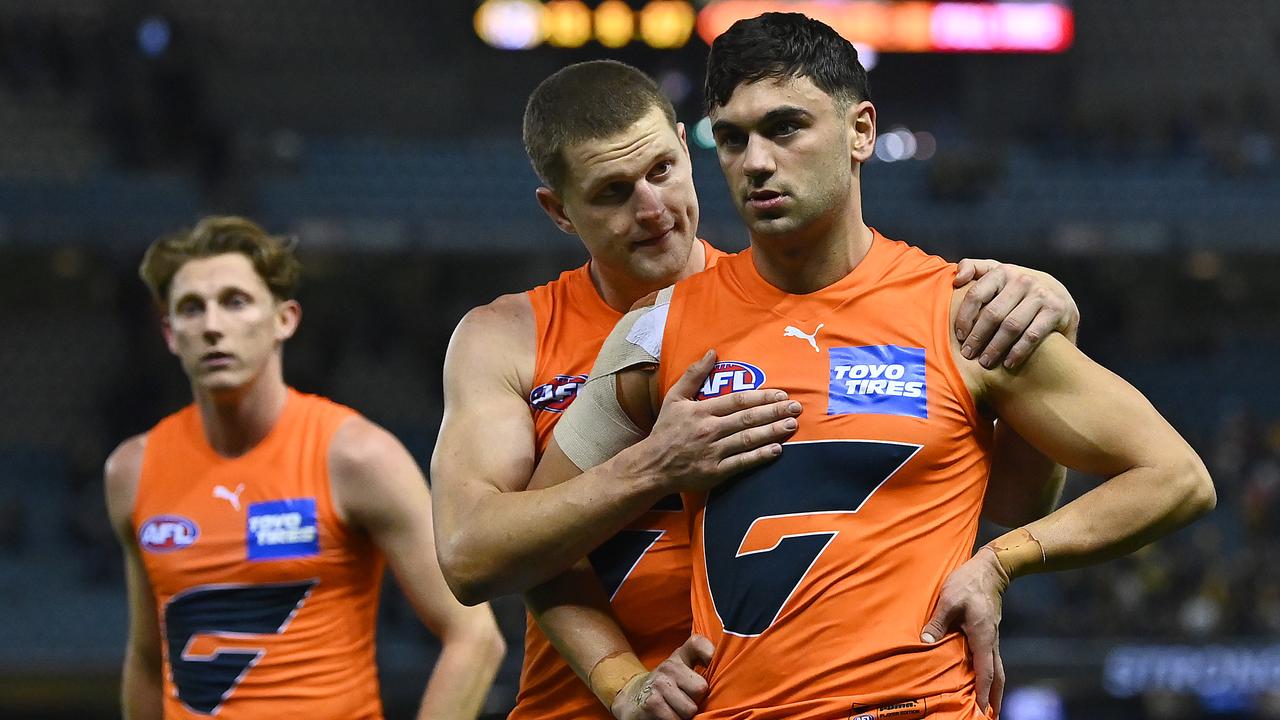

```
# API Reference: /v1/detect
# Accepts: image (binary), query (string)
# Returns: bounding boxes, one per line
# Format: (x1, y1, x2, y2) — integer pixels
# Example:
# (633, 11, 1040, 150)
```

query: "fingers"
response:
(954, 266, 1007, 342)
(960, 273, 1029, 362)
(639, 636, 714, 720)
(621, 675, 681, 720)
(666, 350, 718, 401)
(720, 398, 803, 432)
(1000, 307, 1058, 370)
(920, 595, 960, 644)
(699, 388, 791, 416)
(714, 442, 784, 477)
(969, 626, 996, 713)
(650, 672, 699, 718)
(711, 415, 798, 466)
(672, 634, 715, 667)
(953, 258, 999, 287)
(990, 635, 1006, 718)
(975, 293, 1041, 369)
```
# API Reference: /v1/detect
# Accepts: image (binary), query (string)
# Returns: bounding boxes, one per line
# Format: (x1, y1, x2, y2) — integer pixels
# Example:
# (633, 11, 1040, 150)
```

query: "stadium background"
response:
(0, 0, 1276, 717)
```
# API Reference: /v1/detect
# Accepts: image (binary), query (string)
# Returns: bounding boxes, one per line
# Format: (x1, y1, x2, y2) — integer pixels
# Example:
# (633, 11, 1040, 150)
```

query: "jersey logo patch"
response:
(530, 374, 588, 413)
(246, 498, 319, 561)
(783, 323, 824, 352)
(828, 345, 927, 418)
(698, 361, 766, 399)
(138, 515, 199, 553)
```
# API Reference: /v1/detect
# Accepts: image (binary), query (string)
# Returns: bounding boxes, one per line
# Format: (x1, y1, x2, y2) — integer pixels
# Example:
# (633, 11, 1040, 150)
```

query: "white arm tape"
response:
(553, 288, 673, 471)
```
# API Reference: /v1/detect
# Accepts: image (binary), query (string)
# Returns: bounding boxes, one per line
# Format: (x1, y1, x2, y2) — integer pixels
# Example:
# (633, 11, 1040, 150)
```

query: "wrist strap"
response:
(587, 651, 647, 707)
(983, 527, 1046, 579)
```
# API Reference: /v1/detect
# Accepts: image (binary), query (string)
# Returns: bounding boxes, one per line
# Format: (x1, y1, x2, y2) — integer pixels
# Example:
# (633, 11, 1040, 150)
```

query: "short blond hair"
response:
(139, 216, 301, 308)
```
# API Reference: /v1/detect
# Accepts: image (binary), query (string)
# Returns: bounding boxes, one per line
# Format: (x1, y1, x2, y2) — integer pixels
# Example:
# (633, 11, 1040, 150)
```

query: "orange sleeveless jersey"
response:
(655, 232, 995, 719)
(511, 240, 726, 720)
(133, 389, 385, 719)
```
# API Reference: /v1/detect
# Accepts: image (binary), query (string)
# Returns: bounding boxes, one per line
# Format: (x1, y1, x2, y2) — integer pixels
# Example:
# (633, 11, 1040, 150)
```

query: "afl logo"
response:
(698, 361, 766, 399)
(530, 374, 588, 413)
(138, 515, 199, 553)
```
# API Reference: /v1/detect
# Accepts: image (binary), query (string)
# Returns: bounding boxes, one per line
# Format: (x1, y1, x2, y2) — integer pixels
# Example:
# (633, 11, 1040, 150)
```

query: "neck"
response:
(193, 358, 289, 458)
(750, 193, 872, 294)
(591, 239, 707, 312)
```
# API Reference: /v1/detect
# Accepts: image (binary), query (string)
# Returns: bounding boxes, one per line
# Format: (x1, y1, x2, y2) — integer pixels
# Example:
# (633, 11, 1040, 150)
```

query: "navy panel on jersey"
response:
(164, 580, 316, 715)
(703, 440, 920, 636)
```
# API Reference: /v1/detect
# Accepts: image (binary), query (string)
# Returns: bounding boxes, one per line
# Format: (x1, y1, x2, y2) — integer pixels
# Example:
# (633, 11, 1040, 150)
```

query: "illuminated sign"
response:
(698, 1, 1073, 53)
(474, 0, 1073, 53)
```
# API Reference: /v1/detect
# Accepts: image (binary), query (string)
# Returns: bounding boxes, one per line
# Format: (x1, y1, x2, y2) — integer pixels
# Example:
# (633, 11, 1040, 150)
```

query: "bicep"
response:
(104, 437, 161, 656)
(430, 306, 539, 515)
(986, 335, 1187, 476)
(123, 544, 162, 655)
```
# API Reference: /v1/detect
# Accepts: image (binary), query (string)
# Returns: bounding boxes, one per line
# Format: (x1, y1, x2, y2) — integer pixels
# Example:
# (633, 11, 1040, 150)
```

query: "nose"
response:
(742, 135, 775, 183)
(633, 181, 665, 224)
(200, 305, 225, 343)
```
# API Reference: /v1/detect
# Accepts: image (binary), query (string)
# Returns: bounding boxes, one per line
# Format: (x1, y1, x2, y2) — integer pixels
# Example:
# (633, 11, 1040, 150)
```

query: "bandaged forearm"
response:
(984, 527, 1046, 579)
(554, 293, 670, 470)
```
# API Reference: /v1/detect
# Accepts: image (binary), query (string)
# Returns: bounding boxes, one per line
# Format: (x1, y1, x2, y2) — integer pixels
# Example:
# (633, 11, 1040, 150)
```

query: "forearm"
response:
(446, 451, 666, 603)
(417, 623, 506, 720)
(990, 453, 1213, 578)
(981, 421, 1066, 528)
(526, 560, 646, 708)
(121, 646, 163, 720)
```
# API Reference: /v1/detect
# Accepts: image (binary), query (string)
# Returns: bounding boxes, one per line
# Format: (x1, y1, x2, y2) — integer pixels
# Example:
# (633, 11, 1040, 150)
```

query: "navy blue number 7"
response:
(164, 580, 317, 715)
(589, 494, 683, 599)
(703, 440, 919, 636)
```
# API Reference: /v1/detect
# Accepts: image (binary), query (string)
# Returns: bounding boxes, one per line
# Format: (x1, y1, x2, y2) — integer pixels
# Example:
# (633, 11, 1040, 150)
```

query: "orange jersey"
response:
(655, 232, 995, 718)
(133, 389, 385, 719)
(512, 241, 726, 720)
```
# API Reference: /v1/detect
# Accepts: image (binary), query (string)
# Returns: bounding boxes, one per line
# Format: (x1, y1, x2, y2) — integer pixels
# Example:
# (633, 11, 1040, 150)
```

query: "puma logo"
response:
(213, 483, 245, 512)
(783, 323, 824, 352)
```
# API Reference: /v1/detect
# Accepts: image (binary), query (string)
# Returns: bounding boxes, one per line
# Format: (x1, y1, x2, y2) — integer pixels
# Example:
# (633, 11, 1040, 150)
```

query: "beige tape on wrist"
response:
(983, 527, 1046, 579)
(588, 651, 648, 707)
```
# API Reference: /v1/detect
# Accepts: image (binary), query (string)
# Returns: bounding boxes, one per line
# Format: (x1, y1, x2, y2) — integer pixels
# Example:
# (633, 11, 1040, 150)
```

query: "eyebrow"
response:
(171, 285, 250, 306)
(712, 105, 815, 135)
(583, 152, 676, 195)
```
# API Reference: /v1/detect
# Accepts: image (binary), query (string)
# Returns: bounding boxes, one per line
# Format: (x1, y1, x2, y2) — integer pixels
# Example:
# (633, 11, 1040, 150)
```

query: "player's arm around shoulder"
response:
(430, 293, 540, 601)
(104, 435, 164, 720)
(949, 284, 1216, 571)
(329, 417, 505, 720)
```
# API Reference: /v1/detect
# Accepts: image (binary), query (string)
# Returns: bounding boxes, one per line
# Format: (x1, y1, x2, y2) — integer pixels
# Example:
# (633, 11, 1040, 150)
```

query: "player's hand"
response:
(635, 350, 801, 493)
(611, 635, 713, 720)
(920, 547, 1010, 718)
(953, 259, 1080, 370)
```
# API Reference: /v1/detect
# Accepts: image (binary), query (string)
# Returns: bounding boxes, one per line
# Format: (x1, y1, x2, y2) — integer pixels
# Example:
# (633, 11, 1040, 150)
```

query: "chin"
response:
(750, 217, 800, 236)
(196, 372, 249, 396)
(633, 244, 691, 281)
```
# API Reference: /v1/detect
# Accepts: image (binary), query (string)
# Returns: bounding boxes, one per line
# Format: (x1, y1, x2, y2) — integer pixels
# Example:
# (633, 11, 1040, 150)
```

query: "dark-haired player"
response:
(430, 60, 1082, 718)
(524, 15, 1214, 720)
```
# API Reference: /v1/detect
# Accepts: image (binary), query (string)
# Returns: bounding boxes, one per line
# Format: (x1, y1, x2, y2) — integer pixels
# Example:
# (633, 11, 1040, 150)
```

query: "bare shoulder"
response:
(104, 434, 148, 538)
(949, 282, 1081, 401)
(448, 292, 535, 393)
(454, 292, 535, 352)
(329, 415, 424, 529)
(329, 415, 412, 483)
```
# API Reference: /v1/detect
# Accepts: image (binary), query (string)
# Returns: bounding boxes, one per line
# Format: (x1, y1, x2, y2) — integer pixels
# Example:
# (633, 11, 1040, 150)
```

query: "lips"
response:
(200, 351, 235, 368)
(747, 189, 787, 211)
(634, 227, 674, 248)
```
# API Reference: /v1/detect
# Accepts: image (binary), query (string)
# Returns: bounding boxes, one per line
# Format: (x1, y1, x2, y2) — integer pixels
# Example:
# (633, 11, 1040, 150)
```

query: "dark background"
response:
(0, 1, 1277, 718)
